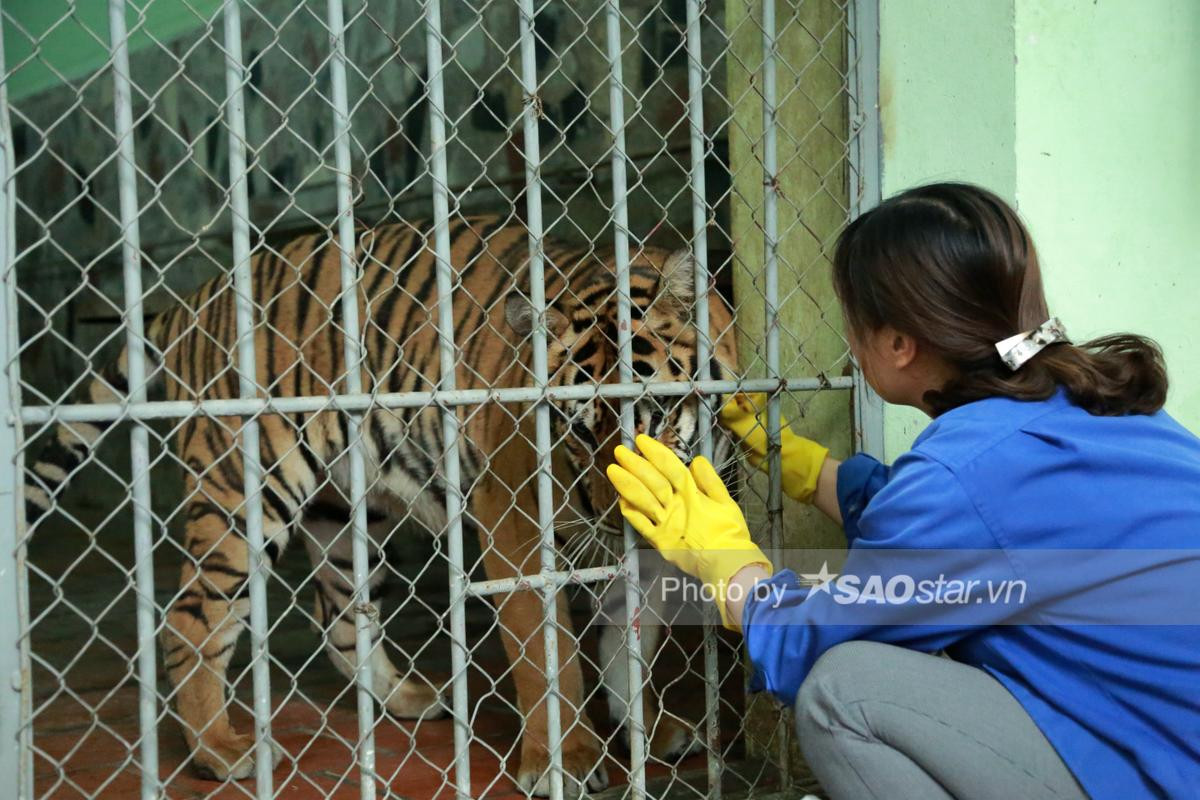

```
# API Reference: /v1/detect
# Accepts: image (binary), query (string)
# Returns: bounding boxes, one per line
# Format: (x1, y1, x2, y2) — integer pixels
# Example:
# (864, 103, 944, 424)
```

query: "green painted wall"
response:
(3, 1, 223, 102)
(727, 0, 852, 558)
(879, 0, 1200, 459)
(1015, 0, 1200, 439)
(877, 0, 1017, 457)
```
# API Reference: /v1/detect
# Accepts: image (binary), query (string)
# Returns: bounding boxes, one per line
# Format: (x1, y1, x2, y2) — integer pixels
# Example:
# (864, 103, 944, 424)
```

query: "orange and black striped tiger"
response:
(24, 216, 740, 794)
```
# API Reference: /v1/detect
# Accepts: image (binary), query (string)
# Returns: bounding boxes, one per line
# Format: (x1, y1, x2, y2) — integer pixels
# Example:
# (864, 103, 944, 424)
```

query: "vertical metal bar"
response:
(683, 2, 724, 798)
(106, 3, 161, 797)
(0, 15, 34, 799)
(326, 1, 378, 797)
(603, 3, 647, 798)
(759, 0, 792, 787)
(847, 0, 881, 224)
(847, 0, 886, 459)
(685, 6, 712, 462)
(220, 1, 275, 795)
(515, 1, 565, 798)
(424, 4, 471, 799)
(760, 0, 782, 566)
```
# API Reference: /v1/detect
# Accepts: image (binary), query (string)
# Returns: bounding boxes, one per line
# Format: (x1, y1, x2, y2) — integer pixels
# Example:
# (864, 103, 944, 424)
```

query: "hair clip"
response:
(995, 317, 1069, 370)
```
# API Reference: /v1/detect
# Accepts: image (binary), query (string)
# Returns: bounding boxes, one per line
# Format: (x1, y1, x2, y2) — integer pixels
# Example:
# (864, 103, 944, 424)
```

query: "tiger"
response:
(23, 216, 741, 795)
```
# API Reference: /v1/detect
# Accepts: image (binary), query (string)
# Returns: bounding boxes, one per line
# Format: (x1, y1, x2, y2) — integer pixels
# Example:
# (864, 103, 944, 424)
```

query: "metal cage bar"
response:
(105, 3, 161, 796)
(220, 2, 276, 794)
(423, 3, 473, 798)
(848, 0, 886, 459)
(20, 376, 853, 426)
(760, 0, 783, 576)
(682, 1, 725, 796)
(325, 0, 379, 796)
(759, 0, 793, 788)
(515, 0, 567, 796)
(0, 12, 33, 798)
(467, 564, 623, 597)
(603, 2, 648, 796)
(685, 0, 713, 483)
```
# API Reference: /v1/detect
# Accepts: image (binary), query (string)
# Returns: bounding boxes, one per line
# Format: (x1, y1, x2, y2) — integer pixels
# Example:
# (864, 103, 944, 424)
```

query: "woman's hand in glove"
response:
(718, 393, 830, 504)
(605, 434, 772, 630)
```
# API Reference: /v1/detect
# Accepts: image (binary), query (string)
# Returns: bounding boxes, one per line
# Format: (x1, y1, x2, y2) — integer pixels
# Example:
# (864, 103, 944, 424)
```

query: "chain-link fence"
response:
(0, 0, 881, 797)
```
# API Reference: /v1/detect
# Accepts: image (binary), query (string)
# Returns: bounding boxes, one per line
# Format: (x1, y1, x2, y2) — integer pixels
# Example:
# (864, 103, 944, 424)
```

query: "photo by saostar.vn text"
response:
(589, 548, 1200, 626)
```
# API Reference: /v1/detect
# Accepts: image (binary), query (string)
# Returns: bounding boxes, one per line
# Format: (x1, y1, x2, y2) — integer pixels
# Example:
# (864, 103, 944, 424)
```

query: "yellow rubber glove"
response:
(605, 434, 773, 630)
(719, 393, 829, 504)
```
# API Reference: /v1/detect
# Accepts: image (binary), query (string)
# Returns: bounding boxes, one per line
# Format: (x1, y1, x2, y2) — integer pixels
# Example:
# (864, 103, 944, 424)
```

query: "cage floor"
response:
(26, 512, 763, 799)
(31, 681, 715, 800)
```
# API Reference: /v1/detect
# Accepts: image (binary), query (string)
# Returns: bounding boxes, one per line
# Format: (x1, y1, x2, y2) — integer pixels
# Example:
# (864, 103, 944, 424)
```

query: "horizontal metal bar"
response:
(18, 376, 853, 425)
(467, 564, 623, 598)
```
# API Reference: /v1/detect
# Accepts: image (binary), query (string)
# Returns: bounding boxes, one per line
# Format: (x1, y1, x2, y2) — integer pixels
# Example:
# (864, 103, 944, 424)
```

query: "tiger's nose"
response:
(635, 430, 690, 462)
(654, 423, 695, 461)
(662, 435, 693, 462)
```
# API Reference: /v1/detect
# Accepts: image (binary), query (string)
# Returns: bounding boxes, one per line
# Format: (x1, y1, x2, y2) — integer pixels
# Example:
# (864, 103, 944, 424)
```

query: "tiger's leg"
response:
(596, 550, 702, 761)
(298, 504, 444, 719)
(161, 419, 304, 781)
(471, 476, 607, 798)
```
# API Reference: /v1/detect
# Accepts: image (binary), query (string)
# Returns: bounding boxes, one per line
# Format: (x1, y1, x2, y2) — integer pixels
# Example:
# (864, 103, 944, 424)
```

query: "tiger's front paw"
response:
(383, 675, 447, 720)
(517, 727, 609, 798)
(613, 710, 703, 762)
(191, 730, 284, 781)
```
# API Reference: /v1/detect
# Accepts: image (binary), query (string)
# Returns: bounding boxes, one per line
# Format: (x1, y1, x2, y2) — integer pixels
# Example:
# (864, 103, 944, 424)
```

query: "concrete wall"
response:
(725, 2, 850, 786)
(727, 0, 853, 558)
(879, 0, 1200, 458)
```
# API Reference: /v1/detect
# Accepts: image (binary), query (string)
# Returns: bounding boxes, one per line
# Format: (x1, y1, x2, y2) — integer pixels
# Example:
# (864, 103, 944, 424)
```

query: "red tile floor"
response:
(25, 505, 782, 799)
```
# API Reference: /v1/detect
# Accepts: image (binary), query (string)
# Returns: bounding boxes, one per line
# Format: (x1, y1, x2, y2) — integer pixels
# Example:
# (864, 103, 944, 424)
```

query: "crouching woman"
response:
(607, 183, 1200, 800)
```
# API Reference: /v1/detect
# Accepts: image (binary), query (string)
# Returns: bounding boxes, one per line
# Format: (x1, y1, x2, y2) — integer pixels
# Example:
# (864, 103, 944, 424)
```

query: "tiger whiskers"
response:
(558, 518, 624, 571)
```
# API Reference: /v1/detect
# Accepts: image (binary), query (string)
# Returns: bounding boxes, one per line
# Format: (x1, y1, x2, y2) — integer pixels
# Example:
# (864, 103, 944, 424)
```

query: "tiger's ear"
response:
(660, 249, 697, 308)
(503, 291, 569, 339)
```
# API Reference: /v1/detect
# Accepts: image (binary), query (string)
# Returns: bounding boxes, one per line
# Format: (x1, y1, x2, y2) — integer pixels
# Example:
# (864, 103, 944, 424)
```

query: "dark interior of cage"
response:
(12, 2, 827, 797)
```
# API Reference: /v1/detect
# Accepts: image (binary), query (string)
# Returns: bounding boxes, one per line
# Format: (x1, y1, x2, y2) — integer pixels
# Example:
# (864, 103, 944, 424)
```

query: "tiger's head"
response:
(503, 245, 740, 550)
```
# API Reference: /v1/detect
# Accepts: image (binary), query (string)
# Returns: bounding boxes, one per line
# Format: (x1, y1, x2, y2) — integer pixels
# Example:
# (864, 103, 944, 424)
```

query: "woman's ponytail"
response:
(1037, 334, 1167, 416)
(925, 334, 1168, 417)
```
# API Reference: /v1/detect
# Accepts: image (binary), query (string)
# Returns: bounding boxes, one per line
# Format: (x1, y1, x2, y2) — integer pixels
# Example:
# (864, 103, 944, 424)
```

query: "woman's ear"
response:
(880, 325, 919, 370)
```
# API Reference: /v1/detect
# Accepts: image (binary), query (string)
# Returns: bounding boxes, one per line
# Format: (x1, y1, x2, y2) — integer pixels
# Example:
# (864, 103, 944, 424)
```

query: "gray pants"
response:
(795, 642, 1089, 800)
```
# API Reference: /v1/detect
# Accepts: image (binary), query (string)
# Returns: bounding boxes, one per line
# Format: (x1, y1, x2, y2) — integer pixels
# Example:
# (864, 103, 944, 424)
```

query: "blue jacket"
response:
(743, 389, 1200, 799)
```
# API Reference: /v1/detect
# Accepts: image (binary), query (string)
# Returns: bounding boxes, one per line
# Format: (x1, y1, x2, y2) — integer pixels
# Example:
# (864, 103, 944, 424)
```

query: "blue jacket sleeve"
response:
(836, 452, 889, 544)
(743, 451, 1021, 703)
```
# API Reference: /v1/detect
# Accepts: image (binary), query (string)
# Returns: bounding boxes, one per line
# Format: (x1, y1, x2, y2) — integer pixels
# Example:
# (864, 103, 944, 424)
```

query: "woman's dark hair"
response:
(832, 182, 1167, 416)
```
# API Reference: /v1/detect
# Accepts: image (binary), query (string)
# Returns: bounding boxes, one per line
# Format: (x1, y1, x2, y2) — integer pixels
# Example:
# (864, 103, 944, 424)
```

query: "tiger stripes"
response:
(23, 215, 740, 793)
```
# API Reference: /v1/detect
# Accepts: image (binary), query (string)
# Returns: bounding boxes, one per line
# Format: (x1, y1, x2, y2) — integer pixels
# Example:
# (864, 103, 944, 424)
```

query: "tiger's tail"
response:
(23, 316, 168, 527)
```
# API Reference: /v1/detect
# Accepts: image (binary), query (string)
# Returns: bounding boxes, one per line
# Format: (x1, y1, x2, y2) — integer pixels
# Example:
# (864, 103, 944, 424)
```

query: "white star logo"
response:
(799, 561, 839, 595)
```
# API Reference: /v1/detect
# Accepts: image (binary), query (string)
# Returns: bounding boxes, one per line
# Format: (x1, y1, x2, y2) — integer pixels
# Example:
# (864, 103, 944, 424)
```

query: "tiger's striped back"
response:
(29, 214, 738, 532)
